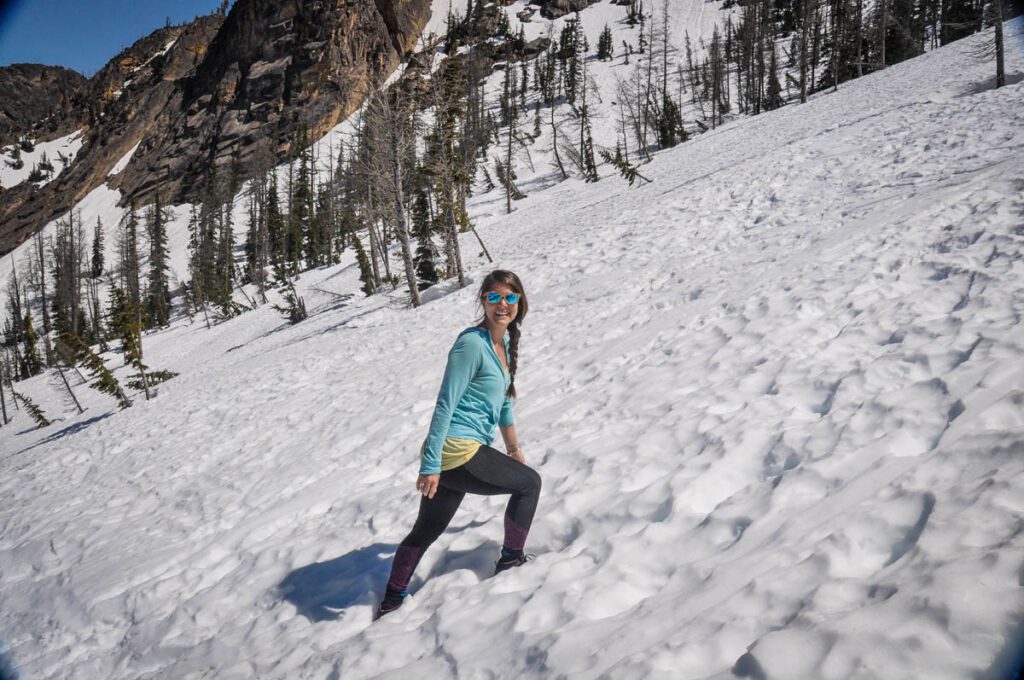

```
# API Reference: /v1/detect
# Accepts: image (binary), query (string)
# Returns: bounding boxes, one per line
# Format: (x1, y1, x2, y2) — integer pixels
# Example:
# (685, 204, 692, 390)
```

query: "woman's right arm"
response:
(420, 334, 481, 478)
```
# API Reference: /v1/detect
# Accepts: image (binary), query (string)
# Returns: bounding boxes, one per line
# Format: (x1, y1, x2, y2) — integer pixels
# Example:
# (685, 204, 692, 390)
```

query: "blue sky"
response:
(0, 0, 231, 76)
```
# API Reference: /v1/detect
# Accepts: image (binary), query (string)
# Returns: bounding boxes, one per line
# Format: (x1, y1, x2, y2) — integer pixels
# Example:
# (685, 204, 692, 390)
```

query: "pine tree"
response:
(11, 389, 50, 428)
(271, 279, 308, 324)
(599, 149, 653, 186)
(657, 94, 686, 147)
(766, 44, 785, 109)
(411, 187, 440, 289)
(22, 311, 43, 377)
(145, 196, 172, 328)
(580, 59, 599, 183)
(91, 217, 104, 279)
(110, 286, 155, 399)
(941, 0, 979, 44)
(289, 126, 313, 273)
(559, 17, 585, 106)
(598, 24, 615, 60)
(119, 205, 142, 308)
(354, 236, 376, 296)
(59, 330, 132, 409)
(266, 171, 285, 271)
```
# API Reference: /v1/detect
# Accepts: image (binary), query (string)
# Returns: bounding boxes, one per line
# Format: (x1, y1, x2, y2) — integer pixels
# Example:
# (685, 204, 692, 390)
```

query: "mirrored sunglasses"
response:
(485, 291, 520, 305)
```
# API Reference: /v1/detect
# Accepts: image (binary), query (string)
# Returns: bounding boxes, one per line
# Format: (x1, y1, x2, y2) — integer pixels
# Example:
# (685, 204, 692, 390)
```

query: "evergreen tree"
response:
(354, 237, 376, 296)
(289, 126, 314, 272)
(271, 280, 308, 324)
(119, 205, 142, 308)
(657, 94, 686, 147)
(59, 330, 132, 409)
(599, 149, 652, 186)
(765, 44, 785, 109)
(91, 217, 104, 279)
(11, 389, 50, 428)
(266, 172, 285, 271)
(941, 0, 979, 44)
(598, 24, 615, 60)
(579, 59, 599, 183)
(411, 187, 440, 289)
(107, 286, 134, 363)
(22, 311, 43, 378)
(145, 196, 172, 328)
(110, 286, 160, 399)
(559, 16, 585, 106)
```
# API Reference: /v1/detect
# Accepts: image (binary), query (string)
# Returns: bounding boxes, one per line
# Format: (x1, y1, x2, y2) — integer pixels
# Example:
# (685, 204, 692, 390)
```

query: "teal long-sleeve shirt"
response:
(421, 327, 516, 474)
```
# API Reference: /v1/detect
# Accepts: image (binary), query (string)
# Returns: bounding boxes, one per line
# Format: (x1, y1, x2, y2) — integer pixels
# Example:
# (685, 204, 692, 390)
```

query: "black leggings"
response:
(385, 445, 542, 594)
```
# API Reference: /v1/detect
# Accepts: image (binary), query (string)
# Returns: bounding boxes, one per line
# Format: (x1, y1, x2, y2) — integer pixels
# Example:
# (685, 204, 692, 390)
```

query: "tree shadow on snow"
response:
(12, 412, 114, 456)
(964, 71, 1024, 95)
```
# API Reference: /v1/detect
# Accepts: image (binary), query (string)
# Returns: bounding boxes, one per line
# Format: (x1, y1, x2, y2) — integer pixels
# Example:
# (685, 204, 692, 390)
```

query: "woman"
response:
(378, 270, 542, 617)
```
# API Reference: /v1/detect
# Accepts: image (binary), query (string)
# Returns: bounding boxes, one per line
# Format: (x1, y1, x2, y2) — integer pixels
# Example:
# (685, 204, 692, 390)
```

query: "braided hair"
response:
(476, 270, 528, 398)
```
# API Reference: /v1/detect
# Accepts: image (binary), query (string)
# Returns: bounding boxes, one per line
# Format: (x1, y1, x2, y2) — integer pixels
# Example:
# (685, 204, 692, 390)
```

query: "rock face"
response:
(117, 0, 431, 206)
(536, 0, 601, 19)
(0, 0, 432, 256)
(0, 17, 224, 255)
(0, 64, 86, 147)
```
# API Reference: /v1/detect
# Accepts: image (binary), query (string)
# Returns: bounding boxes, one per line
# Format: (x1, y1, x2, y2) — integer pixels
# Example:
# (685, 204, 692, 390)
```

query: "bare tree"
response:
(360, 85, 422, 307)
(974, 0, 1006, 87)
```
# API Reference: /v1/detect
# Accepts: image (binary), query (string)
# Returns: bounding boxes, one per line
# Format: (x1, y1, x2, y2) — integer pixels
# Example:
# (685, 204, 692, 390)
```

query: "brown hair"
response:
(476, 270, 528, 398)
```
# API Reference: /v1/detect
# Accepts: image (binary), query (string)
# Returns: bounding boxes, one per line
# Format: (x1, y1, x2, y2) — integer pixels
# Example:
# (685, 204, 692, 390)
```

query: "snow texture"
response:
(1, 15, 1024, 680)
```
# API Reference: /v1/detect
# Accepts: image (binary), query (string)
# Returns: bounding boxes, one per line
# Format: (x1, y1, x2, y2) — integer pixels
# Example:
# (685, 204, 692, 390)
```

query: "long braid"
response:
(507, 320, 521, 399)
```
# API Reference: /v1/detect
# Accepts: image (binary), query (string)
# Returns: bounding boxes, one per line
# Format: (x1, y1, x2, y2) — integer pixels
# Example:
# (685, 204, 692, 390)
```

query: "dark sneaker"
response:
(494, 552, 535, 575)
(376, 590, 405, 618)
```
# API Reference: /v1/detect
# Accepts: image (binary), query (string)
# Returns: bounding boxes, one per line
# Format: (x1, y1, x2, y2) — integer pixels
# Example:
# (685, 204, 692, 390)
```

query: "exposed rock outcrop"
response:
(118, 0, 432, 205)
(0, 16, 224, 255)
(0, 64, 86, 147)
(0, 0, 432, 256)
(537, 0, 601, 19)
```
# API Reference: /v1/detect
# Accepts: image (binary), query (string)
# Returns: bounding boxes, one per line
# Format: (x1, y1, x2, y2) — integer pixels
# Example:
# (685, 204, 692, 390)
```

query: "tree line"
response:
(1, 0, 1010, 428)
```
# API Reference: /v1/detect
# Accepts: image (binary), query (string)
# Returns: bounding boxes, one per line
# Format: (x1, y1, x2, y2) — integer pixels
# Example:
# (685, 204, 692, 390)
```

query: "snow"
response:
(107, 141, 141, 176)
(0, 128, 84, 189)
(419, 0, 458, 49)
(1, 14, 1023, 680)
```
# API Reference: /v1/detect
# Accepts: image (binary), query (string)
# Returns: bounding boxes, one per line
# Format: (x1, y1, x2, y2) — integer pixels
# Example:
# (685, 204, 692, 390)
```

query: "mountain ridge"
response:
(0, 0, 434, 256)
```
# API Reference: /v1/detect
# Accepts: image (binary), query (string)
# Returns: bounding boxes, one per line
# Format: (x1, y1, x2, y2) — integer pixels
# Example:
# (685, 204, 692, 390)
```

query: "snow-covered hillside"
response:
(0, 129, 82, 189)
(1, 15, 1023, 680)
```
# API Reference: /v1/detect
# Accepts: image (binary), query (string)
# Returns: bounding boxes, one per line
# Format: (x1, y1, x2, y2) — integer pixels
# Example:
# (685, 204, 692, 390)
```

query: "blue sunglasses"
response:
(485, 291, 520, 305)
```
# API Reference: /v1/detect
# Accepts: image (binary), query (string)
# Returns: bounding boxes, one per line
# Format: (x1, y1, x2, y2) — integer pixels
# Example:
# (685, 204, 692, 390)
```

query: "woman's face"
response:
(482, 282, 519, 333)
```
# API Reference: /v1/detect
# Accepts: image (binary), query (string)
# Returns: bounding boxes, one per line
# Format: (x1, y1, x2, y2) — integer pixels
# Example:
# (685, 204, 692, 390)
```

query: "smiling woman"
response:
(377, 269, 542, 617)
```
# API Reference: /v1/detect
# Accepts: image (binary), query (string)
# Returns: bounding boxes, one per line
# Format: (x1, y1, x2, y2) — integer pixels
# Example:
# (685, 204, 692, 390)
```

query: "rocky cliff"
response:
(0, 64, 86, 147)
(0, 0, 432, 256)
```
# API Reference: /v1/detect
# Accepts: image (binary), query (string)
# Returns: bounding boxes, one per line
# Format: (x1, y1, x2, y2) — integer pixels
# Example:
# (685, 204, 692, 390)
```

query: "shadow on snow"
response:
(278, 536, 502, 622)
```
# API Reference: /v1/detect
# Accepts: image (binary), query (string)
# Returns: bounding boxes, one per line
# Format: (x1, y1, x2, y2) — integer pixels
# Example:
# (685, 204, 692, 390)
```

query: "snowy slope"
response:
(0, 129, 83, 189)
(1, 18, 1024, 680)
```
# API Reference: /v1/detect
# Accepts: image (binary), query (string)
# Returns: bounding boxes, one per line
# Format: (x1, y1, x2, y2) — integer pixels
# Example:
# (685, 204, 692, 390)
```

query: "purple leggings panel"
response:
(384, 446, 541, 592)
